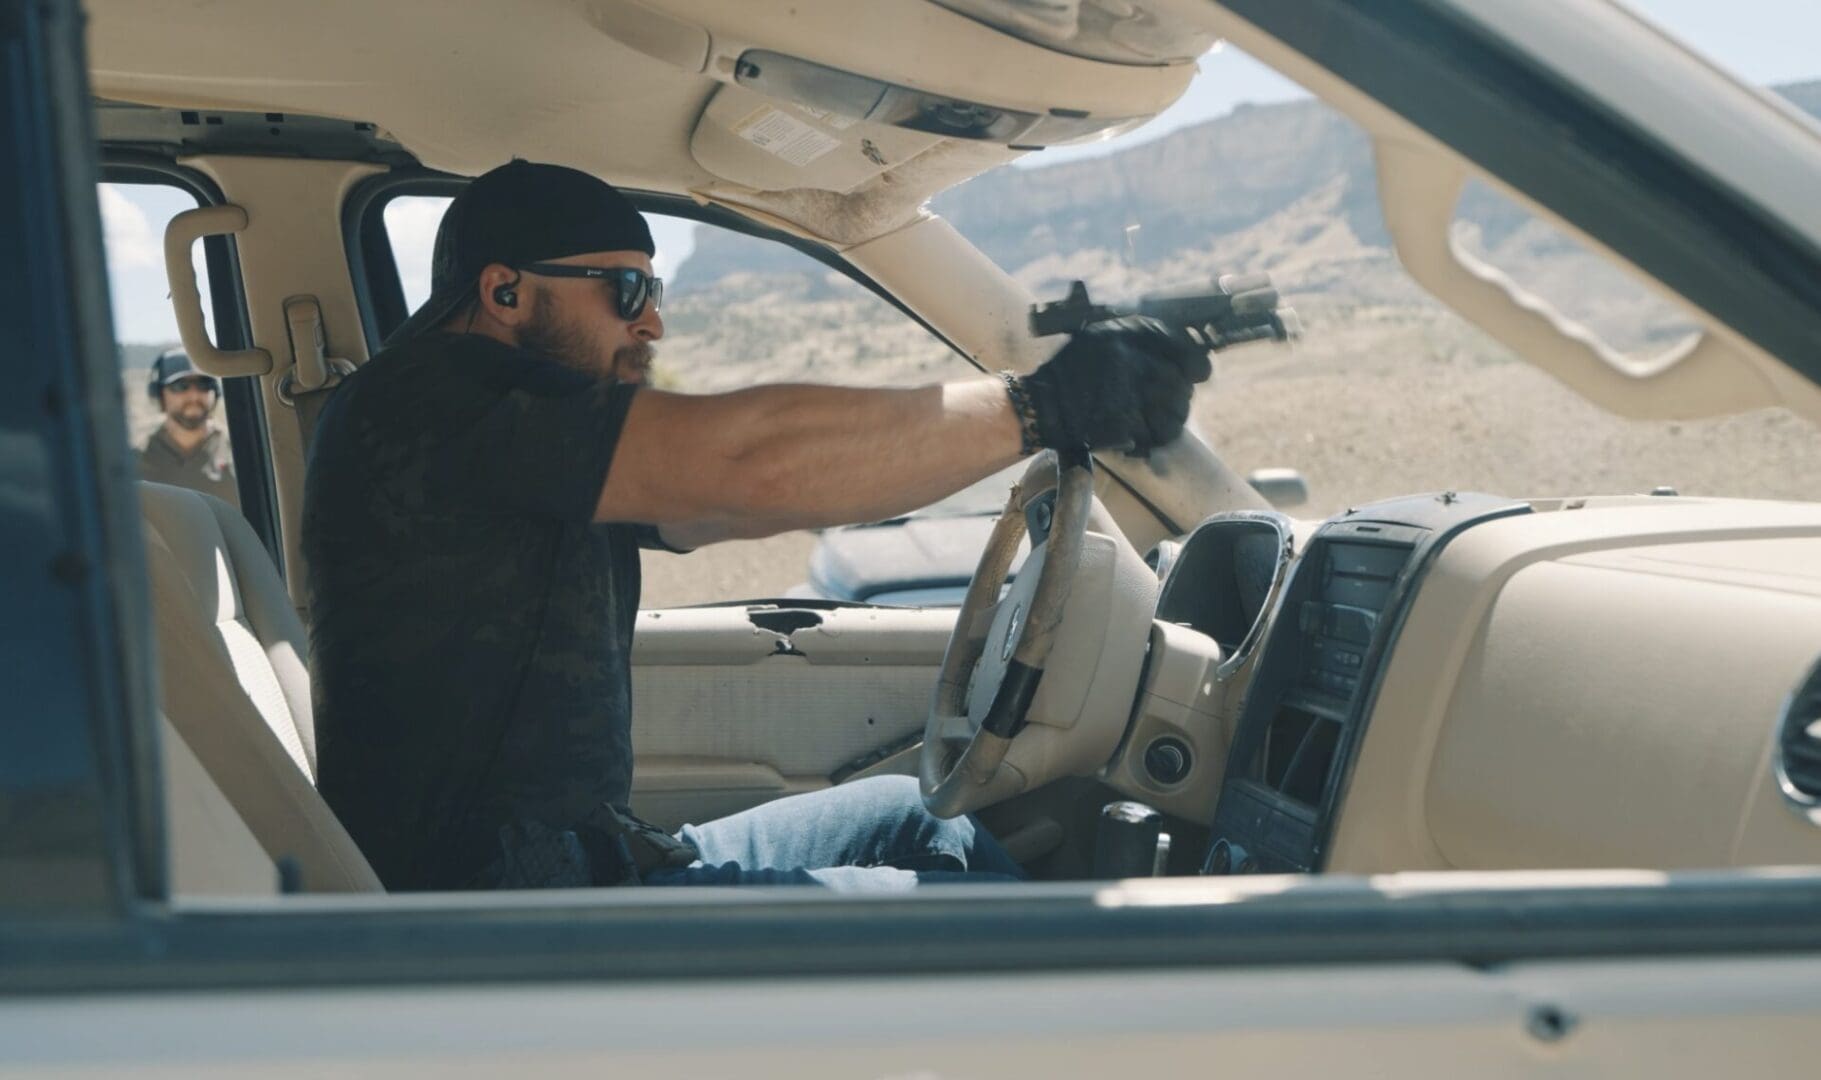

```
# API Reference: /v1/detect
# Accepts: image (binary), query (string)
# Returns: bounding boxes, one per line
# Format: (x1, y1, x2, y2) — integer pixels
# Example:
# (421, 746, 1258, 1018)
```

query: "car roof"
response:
(84, 0, 1192, 247)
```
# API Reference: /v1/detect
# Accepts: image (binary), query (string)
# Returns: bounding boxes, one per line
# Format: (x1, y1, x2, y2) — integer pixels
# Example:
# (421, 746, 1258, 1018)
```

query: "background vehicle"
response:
(789, 465, 1022, 604)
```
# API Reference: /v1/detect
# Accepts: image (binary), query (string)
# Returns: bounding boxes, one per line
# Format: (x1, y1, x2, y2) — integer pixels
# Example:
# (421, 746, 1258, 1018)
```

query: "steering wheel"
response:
(920, 449, 1157, 818)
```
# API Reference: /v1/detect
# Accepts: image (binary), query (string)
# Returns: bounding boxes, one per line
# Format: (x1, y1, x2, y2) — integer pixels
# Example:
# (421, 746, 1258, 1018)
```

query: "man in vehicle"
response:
(303, 161, 1210, 892)
(137, 347, 238, 506)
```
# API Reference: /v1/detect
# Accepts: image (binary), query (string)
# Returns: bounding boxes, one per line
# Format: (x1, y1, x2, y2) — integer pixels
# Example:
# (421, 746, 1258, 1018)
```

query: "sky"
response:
(1008, 0, 1821, 168)
(104, 0, 1821, 343)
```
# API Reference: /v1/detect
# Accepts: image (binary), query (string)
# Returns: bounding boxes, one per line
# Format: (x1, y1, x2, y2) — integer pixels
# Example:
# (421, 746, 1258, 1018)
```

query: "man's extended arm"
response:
(597, 318, 1212, 547)
(598, 378, 1021, 548)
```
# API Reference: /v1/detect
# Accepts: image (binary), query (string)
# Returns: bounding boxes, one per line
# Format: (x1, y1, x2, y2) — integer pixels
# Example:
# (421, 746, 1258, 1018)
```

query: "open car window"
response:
(375, 195, 992, 605)
(102, 182, 254, 515)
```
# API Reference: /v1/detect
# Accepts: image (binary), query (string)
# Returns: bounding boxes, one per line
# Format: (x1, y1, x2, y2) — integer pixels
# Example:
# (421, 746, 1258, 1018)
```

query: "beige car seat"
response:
(139, 481, 381, 893)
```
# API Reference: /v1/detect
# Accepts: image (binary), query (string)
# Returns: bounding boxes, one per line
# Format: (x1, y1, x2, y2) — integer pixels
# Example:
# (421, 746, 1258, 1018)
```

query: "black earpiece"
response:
(493, 270, 522, 309)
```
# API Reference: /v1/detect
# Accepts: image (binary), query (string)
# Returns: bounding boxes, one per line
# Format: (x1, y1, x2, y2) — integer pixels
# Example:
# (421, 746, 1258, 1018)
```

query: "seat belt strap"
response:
(278, 296, 354, 453)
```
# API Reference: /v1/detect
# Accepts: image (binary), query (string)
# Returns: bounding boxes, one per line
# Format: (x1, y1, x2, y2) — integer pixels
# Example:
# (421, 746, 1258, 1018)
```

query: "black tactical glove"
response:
(1019, 316, 1212, 456)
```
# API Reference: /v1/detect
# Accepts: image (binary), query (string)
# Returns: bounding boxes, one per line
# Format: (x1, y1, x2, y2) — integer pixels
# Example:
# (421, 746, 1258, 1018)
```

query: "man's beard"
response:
(610, 341, 654, 383)
(168, 403, 209, 431)
(518, 291, 656, 384)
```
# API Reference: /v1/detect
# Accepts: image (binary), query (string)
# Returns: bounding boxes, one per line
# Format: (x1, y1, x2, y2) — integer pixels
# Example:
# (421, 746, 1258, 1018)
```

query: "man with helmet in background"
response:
(138, 346, 238, 506)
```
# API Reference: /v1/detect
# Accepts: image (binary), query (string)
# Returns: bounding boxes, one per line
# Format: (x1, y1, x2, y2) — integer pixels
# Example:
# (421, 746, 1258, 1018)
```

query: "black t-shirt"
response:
(304, 332, 657, 891)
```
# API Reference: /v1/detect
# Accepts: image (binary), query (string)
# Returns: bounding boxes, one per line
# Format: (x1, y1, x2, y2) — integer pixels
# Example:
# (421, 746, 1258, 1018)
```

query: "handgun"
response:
(1029, 275, 1300, 350)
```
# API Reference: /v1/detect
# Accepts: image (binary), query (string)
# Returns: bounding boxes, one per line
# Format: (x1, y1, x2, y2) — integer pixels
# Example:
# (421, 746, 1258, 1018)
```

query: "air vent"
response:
(1776, 658, 1821, 806)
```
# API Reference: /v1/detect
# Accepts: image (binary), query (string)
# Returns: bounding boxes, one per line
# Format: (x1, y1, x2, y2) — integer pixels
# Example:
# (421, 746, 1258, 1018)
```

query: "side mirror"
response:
(1246, 467, 1308, 509)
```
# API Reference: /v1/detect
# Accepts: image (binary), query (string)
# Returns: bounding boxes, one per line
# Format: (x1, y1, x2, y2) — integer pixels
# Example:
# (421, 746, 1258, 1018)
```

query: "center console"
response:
(1202, 492, 1528, 874)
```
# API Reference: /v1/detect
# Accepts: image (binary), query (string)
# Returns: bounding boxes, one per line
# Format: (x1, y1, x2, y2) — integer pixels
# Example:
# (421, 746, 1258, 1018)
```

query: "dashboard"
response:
(1108, 492, 1821, 877)
(1153, 511, 1289, 676)
(1195, 493, 1525, 874)
(1118, 493, 1526, 869)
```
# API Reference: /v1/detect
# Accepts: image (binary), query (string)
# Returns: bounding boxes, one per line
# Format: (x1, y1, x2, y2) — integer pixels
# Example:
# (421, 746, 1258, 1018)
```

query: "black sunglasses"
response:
(517, 262, 663, 321)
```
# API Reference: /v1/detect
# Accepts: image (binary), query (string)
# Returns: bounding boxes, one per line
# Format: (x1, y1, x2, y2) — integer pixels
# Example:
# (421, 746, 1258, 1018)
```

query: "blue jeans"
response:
(644, 775, 1025, 892)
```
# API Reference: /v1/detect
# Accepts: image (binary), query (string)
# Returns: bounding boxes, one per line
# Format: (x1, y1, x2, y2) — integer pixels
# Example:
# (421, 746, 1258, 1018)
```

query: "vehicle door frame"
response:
(99, 154, 283, 571)
(9, 0, 1821, 1001)
(340, 169, 970, 364)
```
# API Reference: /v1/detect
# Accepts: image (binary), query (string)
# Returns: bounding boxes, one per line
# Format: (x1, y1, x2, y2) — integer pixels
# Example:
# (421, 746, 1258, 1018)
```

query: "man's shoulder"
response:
(307, 334, 543, 506)
(339, 333, 541, 409)
(323, 335, 473, 426)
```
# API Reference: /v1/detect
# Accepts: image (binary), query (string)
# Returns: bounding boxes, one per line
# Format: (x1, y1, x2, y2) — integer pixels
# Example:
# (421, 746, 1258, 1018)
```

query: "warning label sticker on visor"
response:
(731, 107, 843, 167)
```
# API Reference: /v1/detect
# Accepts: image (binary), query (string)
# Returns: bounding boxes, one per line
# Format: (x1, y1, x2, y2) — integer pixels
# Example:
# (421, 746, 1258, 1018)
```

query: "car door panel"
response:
(8, 955, 1821, 1076)
(628, 606, 954, 827)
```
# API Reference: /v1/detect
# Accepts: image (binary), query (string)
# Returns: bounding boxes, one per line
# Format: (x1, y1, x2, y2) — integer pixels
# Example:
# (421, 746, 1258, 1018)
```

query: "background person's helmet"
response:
(146, 348, 220, 399)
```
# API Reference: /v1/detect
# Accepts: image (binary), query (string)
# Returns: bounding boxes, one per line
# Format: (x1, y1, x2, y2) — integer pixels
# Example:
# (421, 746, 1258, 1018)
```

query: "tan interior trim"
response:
(1202, 3, 1821, 426)
(1328, 498, 1821, 874)
(162, 204, 272, 377)
(1372, 139, 1821, 425)
(177, 155, 386, 608)
(641, 0, 1196, 117)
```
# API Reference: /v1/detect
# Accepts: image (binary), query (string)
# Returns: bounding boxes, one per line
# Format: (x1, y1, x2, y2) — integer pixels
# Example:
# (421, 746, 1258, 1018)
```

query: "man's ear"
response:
(476, 262, 527, 325)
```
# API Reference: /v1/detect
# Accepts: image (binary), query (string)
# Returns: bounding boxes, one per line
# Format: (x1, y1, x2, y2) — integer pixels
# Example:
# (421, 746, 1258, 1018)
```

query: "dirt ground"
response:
(1198, 304, 1821, 519)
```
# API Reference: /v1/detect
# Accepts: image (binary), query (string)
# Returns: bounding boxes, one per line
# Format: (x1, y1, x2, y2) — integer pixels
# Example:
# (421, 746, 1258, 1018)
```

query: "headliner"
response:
(85, 0, 1199, 245)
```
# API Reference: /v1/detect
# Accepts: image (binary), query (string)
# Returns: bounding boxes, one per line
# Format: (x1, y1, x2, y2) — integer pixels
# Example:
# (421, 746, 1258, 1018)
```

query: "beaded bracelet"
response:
(998, 370, 1042, 456)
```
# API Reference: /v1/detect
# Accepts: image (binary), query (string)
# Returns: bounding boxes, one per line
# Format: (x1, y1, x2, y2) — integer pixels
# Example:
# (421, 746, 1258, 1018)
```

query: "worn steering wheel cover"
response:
(921, 454, 1094, 818)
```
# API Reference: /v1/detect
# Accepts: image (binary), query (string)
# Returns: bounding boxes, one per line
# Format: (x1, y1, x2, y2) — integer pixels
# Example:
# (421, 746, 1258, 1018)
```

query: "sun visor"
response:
(732, 50, 1149, 148)
(691, 82, 946, 195)
(621, 0, 1197, 194)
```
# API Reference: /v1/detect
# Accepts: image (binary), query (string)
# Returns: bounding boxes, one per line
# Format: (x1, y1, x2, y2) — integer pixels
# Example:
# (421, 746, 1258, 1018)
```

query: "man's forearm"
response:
(597, 378, 1026, 537)
(711, 379, 1024, 538)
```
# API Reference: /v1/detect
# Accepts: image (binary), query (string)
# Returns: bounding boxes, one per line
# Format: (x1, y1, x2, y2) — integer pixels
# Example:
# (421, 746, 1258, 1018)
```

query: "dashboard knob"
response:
(1143, 736, 1193, 786)
(1202, 837, 1255, 875)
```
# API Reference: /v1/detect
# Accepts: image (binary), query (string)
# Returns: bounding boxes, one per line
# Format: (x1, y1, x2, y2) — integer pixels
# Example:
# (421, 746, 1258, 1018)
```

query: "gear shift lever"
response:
(1093, 800, 1169, 879)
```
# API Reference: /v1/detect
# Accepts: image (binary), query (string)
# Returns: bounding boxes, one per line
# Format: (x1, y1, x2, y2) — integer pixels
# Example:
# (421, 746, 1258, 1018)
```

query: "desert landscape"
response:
(641, 82, 1821, 605)
(638, 298, 1819, 608)
(121, 82, 1821, 607)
